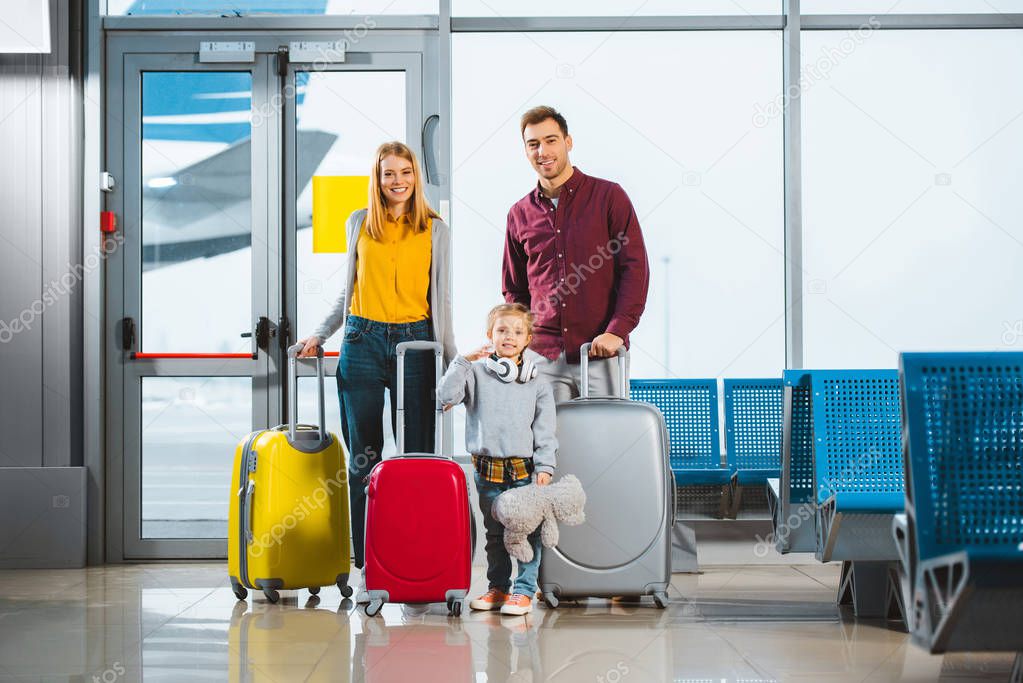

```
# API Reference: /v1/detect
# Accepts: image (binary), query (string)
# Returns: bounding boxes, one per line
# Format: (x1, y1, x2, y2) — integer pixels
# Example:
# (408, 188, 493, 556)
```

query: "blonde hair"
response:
(486, 302, 534, 337)
(365, 141, 439, 241)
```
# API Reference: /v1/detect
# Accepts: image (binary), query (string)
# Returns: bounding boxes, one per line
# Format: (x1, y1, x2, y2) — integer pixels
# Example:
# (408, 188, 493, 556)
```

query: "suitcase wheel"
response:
(542, 592, 559, 609)
(262, 587, 280, 604)
(653, 592, 669, 609)
(232, 585, 248, 601)
(309, 586, 320, 596)
(446, 599, 462, 617)
(364, 599, 383, 617)
(337, 581, 353, 599)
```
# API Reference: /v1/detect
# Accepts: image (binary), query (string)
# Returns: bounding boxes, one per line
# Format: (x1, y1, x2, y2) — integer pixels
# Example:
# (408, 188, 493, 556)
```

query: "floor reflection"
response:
(229, 598, 352, 682)
(0, 564, 1017, 682)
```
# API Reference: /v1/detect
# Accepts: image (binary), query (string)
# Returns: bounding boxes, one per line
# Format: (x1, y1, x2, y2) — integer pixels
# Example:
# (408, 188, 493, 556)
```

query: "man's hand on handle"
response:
(296, 336, 322, 358)
(588, 332, 624, 358)
(536, 472, 552, 486)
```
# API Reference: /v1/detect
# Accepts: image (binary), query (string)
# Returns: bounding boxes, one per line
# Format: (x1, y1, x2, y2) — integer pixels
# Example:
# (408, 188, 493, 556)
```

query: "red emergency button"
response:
(100, 211, 117, 233)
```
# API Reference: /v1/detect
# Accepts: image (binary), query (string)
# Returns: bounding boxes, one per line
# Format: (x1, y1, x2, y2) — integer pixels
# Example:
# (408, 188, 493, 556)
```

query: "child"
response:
(438, 302, 557, 616)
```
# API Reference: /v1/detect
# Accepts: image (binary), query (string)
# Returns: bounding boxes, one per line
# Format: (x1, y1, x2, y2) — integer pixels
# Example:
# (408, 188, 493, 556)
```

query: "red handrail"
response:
(131, 352, 340, 359)
(131, 352, 255, 359)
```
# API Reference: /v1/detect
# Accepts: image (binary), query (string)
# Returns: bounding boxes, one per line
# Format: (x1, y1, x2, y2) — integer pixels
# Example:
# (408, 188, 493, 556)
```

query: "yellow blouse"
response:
(348, 213, 432, 323)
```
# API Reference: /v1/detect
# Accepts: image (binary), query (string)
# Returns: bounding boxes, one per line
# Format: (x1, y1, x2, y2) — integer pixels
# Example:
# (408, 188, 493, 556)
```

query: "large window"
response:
(108, 0, 437, 15)
(140, 71, 252, 354)
(141, 377, 250, 538)
(295, 70, 406, 342)
(453, 0, 779, 16)
(801, 29, 1023, 368)
(803, 1, 1023, 12)
(452, 31, 784, 381)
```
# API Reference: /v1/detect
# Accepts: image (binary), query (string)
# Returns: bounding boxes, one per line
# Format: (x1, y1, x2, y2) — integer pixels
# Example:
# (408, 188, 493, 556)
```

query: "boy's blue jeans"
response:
(475, 472, 542, 596)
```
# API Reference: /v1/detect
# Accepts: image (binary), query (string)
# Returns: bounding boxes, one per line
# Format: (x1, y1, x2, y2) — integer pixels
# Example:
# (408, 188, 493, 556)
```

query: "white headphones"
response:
(486, 352, 538, 384)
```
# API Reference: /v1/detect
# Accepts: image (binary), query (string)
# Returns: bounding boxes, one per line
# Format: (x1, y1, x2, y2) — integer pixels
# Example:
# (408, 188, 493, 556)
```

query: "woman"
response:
(297, 142, 456, 596)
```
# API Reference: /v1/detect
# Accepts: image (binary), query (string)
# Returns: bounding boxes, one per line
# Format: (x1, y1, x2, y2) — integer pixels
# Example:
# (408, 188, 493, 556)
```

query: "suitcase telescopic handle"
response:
(286, 342, 326, 443)
(395, 341, 444, 458)
(578, 343, 629, 399)
(244, 480, 255, 544)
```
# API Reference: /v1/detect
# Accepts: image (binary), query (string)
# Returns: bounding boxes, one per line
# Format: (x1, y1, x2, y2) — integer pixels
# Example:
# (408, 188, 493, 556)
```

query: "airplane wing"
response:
(142, 129, 337, 268)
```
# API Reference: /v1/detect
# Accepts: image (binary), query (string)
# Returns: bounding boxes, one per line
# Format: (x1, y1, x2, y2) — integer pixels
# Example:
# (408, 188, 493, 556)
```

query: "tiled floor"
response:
(0, 563, 1017, 682)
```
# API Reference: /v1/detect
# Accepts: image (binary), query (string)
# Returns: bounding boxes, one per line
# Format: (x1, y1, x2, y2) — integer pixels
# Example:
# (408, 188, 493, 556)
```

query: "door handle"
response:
(422, 114, 440, 185)
(119, 317, 136, 352)
(240, 317, 275, 357)
(277, 316, 290, 352)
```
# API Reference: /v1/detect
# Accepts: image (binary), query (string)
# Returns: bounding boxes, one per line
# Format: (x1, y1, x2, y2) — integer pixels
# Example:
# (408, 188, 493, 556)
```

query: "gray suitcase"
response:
(538, 343, 674, 608)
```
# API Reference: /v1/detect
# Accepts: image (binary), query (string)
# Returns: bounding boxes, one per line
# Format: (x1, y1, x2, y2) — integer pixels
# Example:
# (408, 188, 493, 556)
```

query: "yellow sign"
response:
(312, 175, 369, 254)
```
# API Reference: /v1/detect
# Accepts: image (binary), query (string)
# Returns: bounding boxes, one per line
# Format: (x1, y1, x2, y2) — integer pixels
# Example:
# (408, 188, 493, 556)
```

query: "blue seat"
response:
(899, 352, 1023, 654)
(723, 378, 783, 517)
(803, 369, 905, 621)
(766, 370, 818, 553)
(806, 369, 904, 553)
(724, 378, 783, 485)
(785, 371, 817, 509)
(629, 379, 730, 487)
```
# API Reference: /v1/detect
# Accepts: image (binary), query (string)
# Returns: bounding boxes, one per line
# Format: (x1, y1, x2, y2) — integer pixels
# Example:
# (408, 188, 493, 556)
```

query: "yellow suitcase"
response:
(228, 343, 352, 603)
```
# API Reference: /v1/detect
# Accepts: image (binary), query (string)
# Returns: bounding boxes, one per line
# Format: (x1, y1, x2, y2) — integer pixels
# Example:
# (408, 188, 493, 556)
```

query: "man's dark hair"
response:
(520, 105, 568, 138)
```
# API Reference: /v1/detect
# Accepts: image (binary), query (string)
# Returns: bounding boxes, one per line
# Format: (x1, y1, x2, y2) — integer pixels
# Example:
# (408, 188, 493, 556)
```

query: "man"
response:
(503, 105, 650, 402)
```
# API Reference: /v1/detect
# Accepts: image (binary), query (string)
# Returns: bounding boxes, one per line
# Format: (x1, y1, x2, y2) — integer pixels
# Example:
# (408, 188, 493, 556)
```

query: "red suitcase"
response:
(362, 340, 474, 617)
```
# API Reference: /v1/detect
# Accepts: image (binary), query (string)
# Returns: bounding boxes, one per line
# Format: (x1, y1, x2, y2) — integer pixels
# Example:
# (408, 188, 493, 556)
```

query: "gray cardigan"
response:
(312, 208, 457, 364)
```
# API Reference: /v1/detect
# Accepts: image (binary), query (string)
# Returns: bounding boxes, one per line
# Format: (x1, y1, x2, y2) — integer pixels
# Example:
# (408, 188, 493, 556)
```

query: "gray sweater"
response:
(437, 356, 558, 475)
(312, 209, 457, 365)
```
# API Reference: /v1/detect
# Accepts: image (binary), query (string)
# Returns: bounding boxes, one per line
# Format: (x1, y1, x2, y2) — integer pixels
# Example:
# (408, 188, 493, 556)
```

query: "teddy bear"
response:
(491, 474, 586, 562)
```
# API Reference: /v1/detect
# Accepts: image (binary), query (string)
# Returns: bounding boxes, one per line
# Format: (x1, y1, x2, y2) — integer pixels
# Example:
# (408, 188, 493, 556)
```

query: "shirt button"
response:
(562, 303, 566, 307)
(563, 328, 568, 332)
(556, 229, 561, 233)
(558, 253, 563, 258)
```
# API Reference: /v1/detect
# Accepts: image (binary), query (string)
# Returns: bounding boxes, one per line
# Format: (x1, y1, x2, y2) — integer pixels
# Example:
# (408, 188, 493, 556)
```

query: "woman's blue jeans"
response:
(336, 315, 435, 568)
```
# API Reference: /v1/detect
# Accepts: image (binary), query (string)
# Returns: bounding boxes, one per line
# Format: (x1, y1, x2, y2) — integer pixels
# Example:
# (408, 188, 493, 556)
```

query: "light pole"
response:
(662, 254, 671, 374)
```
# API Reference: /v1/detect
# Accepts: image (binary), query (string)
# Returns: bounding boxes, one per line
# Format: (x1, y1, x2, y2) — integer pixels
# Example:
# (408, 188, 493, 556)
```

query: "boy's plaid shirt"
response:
(472, 454, 534, 484)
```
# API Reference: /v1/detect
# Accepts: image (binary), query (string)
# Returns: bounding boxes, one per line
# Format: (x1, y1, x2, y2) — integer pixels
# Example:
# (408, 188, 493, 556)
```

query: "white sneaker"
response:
(500, 593, 534, 616)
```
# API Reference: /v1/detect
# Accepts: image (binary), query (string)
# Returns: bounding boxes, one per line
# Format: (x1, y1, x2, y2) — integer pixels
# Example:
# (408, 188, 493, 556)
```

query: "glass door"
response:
(284, 53, 423, 456)
(106, 36, 425, 560)
(107, 51, 276, 559)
